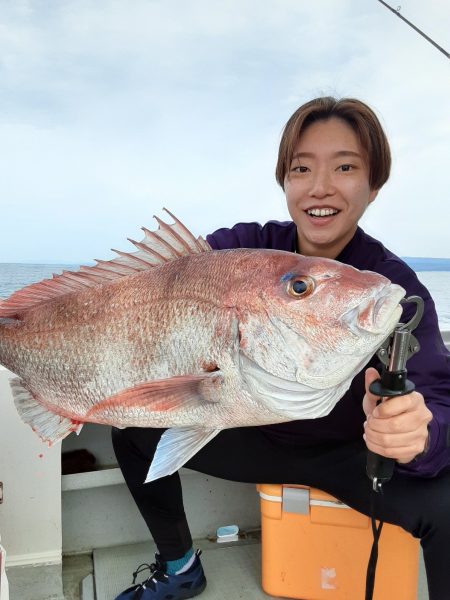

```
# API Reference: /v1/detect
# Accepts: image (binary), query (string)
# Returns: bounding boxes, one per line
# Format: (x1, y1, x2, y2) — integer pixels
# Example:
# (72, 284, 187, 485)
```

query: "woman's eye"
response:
(338, 164, 353, 172)
(291, 165, 309, 173)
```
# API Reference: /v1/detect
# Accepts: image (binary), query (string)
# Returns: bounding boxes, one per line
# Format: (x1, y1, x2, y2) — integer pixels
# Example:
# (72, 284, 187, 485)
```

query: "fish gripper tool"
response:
(366, 295, 424, 492)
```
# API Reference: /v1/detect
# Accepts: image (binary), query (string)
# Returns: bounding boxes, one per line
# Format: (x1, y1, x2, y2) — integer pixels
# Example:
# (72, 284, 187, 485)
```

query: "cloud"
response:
(0, 0, 449, 262)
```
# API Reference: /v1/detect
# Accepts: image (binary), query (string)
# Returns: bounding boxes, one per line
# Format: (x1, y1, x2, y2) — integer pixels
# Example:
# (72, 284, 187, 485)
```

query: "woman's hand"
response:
(362, 367, 433, 464)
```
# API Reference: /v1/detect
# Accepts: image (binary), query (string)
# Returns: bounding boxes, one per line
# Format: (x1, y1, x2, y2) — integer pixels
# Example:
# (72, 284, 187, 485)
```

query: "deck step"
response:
(92, 538, 268, 600)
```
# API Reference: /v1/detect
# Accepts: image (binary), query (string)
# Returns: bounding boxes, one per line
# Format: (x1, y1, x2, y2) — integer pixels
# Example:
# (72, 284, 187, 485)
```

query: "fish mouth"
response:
(340, 284, 405, 337)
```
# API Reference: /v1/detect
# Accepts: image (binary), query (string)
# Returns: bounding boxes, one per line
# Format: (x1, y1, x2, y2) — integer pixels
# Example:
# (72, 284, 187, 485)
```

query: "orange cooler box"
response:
(258, 484, 419, 600)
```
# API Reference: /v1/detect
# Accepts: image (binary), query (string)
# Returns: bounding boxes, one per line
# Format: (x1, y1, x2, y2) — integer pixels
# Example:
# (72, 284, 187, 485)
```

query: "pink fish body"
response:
(0, 210, 405, 480)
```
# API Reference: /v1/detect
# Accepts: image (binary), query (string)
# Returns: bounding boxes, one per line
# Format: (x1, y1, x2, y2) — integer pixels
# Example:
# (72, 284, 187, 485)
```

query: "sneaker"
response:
(114, 549, 207, 600)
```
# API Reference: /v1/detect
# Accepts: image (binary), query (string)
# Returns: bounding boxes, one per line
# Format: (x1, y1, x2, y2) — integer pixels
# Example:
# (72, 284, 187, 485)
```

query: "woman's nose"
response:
(309, 170, 334, 198)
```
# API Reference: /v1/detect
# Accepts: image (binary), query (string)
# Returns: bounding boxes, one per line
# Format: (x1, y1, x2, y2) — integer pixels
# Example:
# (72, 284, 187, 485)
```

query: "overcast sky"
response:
(0, 0, 449, 263)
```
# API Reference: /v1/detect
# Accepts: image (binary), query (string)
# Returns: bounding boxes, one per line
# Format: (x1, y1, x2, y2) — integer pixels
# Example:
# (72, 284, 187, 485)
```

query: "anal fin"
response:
(145, 427, 221, 482)
(10, 378, 83, 445)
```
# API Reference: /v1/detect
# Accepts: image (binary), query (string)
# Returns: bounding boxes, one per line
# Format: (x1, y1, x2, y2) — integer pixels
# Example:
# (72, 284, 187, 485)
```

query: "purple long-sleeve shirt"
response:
(206, 220, 450, 478)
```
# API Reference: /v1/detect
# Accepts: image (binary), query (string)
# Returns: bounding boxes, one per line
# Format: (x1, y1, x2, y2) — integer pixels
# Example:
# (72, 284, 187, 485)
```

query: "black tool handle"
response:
(366, 369, 415, 489)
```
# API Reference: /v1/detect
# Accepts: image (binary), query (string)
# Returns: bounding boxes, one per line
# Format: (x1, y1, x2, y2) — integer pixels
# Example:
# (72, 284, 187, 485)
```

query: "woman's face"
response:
(284, 117, 378, 259)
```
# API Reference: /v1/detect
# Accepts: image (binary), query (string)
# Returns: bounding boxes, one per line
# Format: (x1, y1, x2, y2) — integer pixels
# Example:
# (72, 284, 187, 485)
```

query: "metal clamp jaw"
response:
(375, 295, 423, 371)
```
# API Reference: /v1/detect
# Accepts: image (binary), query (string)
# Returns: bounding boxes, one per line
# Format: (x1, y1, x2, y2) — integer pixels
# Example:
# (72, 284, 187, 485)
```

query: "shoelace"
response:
(131, 563, 153, 585)
(131, 550, 201, 592)
(131, 557, 168, 592)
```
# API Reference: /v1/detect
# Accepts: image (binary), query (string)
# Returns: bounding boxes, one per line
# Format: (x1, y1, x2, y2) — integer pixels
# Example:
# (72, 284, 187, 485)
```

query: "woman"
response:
(113, 97, 450, 600)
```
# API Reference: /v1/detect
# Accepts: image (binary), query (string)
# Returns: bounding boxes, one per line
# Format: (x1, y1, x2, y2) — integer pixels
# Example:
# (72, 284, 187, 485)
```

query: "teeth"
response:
(307, 208, 338, 217)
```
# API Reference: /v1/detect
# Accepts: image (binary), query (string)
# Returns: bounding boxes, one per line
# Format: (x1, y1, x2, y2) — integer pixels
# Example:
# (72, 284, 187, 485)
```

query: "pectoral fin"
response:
(86, 372, 222, 419)
(145, 427, 221, 482)
(10, 378, 83, 445)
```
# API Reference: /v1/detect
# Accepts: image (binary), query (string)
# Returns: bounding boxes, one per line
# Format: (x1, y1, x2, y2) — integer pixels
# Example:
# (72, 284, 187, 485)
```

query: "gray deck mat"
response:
(93, 539, 272, 600)
(93, 539, 428, 600)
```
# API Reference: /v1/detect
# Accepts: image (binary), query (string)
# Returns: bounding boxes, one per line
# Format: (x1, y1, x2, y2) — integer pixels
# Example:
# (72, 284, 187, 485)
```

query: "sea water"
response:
(415, 271, 450, 329)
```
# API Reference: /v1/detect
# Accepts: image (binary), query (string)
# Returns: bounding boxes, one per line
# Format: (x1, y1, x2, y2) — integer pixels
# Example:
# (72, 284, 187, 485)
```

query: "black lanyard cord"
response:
(365, 489, 384, 600)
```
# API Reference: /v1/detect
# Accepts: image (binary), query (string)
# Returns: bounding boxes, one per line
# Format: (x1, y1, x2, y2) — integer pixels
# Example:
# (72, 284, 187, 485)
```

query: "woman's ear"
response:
(368, 189, 379, 204)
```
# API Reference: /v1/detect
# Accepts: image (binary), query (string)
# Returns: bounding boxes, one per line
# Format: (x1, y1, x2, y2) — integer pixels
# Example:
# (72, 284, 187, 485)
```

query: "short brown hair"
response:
(276, 97, 391, 191)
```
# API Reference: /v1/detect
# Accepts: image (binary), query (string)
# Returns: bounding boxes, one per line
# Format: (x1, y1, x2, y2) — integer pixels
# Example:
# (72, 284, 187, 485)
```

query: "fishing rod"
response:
(376, 0, 449, 59)
(365, 295, 424, 600)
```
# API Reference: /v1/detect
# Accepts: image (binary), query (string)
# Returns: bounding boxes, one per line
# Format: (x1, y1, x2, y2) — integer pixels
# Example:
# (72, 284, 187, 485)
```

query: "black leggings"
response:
(112, 426, 450, 600)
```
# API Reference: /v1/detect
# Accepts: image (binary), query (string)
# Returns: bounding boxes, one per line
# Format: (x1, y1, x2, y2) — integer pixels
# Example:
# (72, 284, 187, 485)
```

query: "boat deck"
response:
(7, 534, 428, 600)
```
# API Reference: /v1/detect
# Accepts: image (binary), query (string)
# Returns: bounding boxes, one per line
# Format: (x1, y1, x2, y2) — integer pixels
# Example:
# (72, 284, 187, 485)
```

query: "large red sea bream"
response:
(0, 210, 405, 481)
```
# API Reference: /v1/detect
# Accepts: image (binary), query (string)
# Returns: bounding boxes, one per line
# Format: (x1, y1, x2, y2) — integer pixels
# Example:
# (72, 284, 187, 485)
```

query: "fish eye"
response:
(287, 276, 315, 298)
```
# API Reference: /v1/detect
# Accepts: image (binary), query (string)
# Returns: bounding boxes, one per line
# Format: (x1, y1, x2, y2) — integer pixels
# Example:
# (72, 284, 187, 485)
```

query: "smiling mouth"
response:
(306, 208, 340, 218)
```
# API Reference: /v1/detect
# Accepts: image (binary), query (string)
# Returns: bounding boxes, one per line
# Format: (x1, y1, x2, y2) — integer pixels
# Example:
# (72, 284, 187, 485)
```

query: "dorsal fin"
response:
(0, 208, 212, 319)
